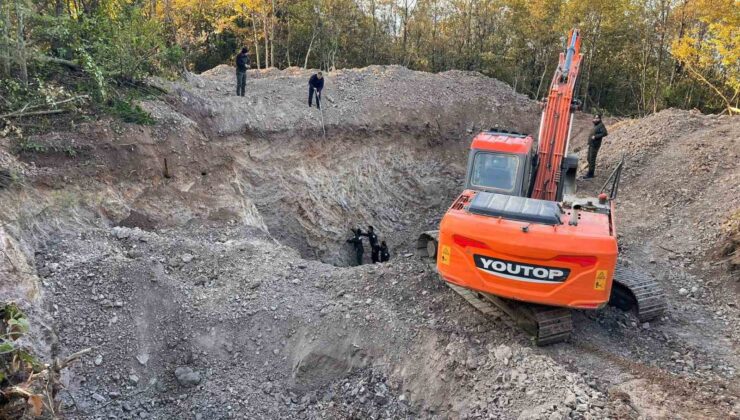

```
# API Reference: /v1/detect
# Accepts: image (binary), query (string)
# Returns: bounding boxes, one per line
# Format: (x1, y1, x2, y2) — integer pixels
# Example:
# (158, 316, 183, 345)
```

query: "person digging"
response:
(308, 72, 324, 110)
(346, 228, 364, 266)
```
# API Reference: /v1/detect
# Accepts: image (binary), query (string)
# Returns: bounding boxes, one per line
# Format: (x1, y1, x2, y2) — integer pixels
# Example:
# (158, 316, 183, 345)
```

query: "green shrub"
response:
(106, 98, 155, 125)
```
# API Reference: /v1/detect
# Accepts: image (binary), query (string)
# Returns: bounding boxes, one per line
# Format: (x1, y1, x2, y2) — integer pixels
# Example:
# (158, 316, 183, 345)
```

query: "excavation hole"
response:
(240, 130, 468, 266)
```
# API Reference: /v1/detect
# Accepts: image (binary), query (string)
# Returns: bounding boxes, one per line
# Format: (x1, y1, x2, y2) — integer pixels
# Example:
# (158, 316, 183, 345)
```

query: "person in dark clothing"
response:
(361, 225, 380, 264)
(379, 241, 390, 263)
(308, 72, 324, 109)
(346, 228, 364, 266)
(235, 47, 250, 97)
(585, 114, 608, 178)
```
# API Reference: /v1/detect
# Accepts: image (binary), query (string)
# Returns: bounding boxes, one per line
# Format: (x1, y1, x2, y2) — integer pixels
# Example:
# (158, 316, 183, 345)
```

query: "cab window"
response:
(470, 152, 519, 192)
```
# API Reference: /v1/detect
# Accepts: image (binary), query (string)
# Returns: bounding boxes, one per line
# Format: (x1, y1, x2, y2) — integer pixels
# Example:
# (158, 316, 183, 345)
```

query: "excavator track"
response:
(447, 283, 573, 345)
(611, 264, 667, 322)
(417, 230, 572, 346)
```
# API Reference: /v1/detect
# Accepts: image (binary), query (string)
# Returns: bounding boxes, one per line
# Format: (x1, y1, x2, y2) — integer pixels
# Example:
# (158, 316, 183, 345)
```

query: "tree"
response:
(14, 0, 28, 86)
(672, 0, 739, 113)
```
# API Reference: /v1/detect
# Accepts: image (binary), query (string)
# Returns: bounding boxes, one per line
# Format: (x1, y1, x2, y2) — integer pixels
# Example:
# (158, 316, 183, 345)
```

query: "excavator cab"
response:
(465, 131, 535, 197)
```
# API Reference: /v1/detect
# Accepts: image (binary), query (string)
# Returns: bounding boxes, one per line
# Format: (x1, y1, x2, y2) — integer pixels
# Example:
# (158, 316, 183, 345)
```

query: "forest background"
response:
(0, 0, 737, 124)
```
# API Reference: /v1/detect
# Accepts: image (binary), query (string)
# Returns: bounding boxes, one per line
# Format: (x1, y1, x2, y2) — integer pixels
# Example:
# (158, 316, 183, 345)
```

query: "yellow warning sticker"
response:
(440, 245, 451, 265)
(594, 270, 608, 290)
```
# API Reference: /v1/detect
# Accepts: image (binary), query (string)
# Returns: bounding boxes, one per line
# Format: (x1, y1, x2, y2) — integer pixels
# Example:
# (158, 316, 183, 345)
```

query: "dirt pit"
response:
(1, 67, 739, 419)
(237, 129, 469, 266)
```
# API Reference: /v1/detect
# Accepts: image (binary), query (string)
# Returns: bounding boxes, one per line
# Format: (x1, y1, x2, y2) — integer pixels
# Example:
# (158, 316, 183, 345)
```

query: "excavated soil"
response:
(1, 66, 738, 419)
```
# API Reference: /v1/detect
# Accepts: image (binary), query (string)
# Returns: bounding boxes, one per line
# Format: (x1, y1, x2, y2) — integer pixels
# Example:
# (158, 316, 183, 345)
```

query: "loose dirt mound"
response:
(1, 68, 738, 419)
(583, 109, 739, 271)
(162, 65, 535, 137)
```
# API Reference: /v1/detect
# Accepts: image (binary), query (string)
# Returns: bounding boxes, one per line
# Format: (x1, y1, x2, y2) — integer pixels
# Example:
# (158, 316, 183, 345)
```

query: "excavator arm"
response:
(531, 29, 583, 201)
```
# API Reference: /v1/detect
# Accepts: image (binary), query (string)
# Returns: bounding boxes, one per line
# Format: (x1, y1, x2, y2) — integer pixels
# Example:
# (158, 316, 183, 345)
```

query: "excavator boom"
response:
(532, 29, 582, 201)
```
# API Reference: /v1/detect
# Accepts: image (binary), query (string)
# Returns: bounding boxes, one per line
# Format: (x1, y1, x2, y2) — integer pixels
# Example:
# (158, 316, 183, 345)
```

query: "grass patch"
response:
(106, 98, 155, 125)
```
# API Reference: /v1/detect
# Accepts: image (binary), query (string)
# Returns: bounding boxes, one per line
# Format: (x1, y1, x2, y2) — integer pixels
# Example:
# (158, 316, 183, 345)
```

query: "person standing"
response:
(308, 72, 324, 109)
(235, 47, 250, 97)
(379, 241, 390, 263)
(361, 226, 380, 264)
(346, 228, 364, 266)
(584, 114, 608, 179)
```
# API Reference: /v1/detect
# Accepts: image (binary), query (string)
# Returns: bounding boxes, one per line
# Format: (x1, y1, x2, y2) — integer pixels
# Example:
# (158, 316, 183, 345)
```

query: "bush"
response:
(106, 98, 155, 125)
(0, 1, 180, 127)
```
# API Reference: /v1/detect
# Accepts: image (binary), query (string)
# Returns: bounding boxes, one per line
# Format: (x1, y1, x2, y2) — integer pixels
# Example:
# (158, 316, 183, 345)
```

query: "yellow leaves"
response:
(670, 0, 739, 110)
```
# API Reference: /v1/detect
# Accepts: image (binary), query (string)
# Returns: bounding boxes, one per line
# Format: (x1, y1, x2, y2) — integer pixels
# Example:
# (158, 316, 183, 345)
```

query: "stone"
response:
(92, 392, 107, 403)
(94, 354, 103, 366)
(182, 254, 194, 263)
(564, 391, 577, 407)
(129, 374, 140, 385)
(678, 288, 689, 296)
(174, 366, 202, 387)
(112, 227, 130, 240)
(136, 354, 149, 366)
(493, 345, 513, 365)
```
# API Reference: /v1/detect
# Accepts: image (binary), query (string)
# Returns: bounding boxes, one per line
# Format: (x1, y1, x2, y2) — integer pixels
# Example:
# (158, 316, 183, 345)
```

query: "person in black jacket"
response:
(308, 72, 324, 109)
(235, 47, 250, 97)
(361, 226, 380, 264)
(585, 114, 608, 178)
(379, 241, 390, 263)
(346, 228, 364, 266)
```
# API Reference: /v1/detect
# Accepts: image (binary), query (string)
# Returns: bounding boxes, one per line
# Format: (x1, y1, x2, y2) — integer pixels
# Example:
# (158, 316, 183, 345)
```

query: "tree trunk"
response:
(1, 2, 9, 76)
(14, 0, 27, 86)
(583, 13, 602, 112)
(270, 0, 275, 69)
(431, 6, 438, 71)
(263, 13, 269, 68)
(303, 25, 318, 69)
(370, 0, 376, 64)
(251, 12, 261, 70)
(402, 0, 409, 60)
(164, 0, 174, 44)
(652, 0, 671, 113)
(286, 13, 291, 67)
(669, 0, 689, 89)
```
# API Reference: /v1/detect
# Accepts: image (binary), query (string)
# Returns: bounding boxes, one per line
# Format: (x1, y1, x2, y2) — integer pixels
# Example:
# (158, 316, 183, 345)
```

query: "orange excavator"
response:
(417, 29, 666, 345)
